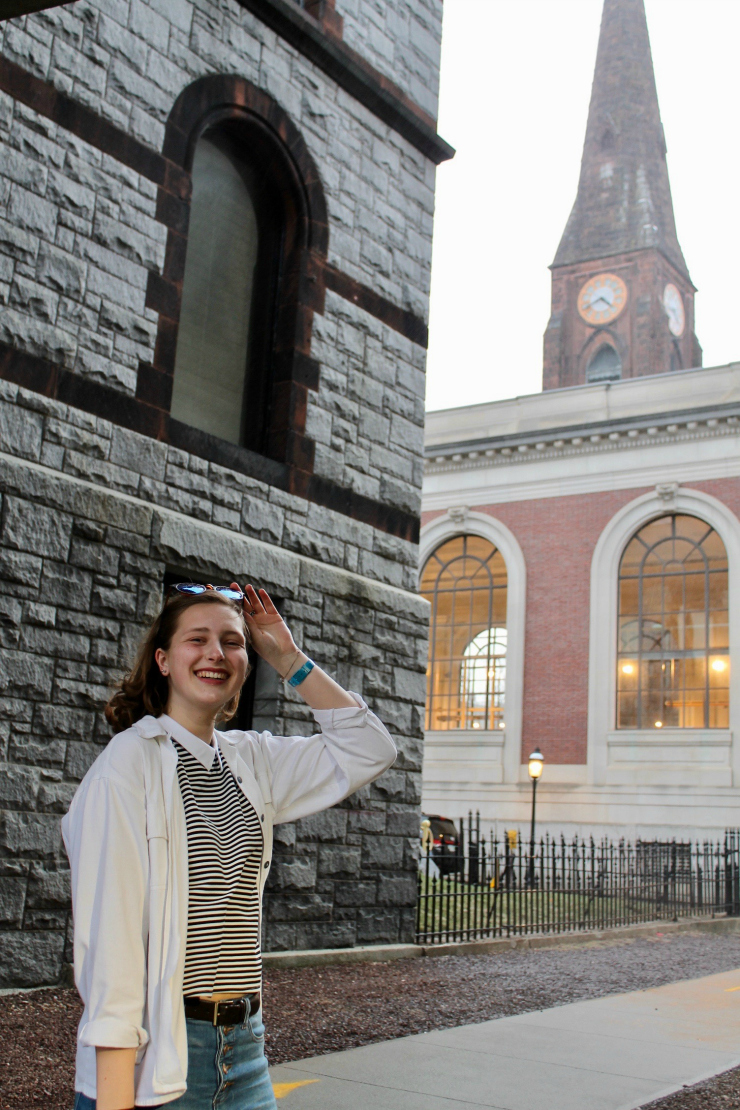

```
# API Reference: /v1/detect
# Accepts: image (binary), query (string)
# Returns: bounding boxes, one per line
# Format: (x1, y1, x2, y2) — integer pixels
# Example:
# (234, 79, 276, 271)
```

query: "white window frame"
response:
(419, 510, 526, 784)
(587, 486, 740, 785)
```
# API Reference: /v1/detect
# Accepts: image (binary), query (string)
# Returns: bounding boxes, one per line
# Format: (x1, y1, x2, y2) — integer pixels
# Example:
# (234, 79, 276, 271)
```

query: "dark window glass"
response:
(616, 514, 729, 729)
(586, 343, 621, 383)
(421, 535, 507, 731)
(171, 125, 283, 453)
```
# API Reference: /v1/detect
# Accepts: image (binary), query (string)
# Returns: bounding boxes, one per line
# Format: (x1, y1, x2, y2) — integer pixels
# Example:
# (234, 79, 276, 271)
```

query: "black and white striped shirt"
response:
(169, 724, 263, 998)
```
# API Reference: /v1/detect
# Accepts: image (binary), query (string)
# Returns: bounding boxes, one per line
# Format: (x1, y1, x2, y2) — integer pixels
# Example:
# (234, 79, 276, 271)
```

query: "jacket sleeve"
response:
(257, 693, 397, 825)
(62, 772, 150, 1050)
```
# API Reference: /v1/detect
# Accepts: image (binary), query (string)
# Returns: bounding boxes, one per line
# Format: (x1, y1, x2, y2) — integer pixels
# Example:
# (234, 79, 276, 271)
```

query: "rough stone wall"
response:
(337, 0, 443, 120)
(0, 383, 429, 982)
(0, 1, 432, 521)
(0, 0, 440, 984)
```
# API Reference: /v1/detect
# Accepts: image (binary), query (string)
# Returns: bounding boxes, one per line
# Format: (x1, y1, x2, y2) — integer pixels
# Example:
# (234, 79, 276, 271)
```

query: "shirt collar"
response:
(158, 714, 217, 771)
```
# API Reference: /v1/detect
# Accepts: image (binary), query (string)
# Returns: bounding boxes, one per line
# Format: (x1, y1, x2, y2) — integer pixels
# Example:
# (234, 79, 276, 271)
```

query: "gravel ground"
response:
(641, 1065, 740, 1109)
(2, 930, 740, 1109)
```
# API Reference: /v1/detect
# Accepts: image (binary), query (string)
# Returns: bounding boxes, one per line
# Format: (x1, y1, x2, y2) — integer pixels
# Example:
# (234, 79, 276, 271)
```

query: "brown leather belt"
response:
(184, 993, 260, 1026)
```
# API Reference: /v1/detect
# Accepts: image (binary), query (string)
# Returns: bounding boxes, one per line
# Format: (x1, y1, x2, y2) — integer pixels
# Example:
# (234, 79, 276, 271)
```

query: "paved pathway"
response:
(269, 967, 740, 1109)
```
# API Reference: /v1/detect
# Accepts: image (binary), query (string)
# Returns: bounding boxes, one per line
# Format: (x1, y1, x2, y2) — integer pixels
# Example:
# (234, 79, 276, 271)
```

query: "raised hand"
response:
(232, 583, 299, 672)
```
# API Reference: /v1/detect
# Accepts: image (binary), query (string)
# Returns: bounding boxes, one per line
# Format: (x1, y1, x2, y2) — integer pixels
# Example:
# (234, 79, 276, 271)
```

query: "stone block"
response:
(33, 704, 94, 740)
(70, 537, 120, 576)
(267, 854, 318, 892)
(362, 834, 404, 870)
(0, 550, 42, 591)
(347, 809, 386, 833)
(0, 405, 40, 464)
(25, 863, 71, 930)
(296, 808, 348, 842)
(0, 650, 53, 700)
(299, 921, 356, 950)
(242, 498, 285, 544)
(0, 309, 76, 368)
(8, 734, 66, 769)
(0, 764, 39, 808)
(386, 809, 422, 838)
(392, 666, 427, 703)
(21, 625, 89, 662)
(0, 930, 65, 987)
(0, 596, 22, 647)
(377, 873, 417, 906)
(318, 845, 361, 878)
(265, 893, 333, 922)
(54, 678, 110, 710)
(1, 497, 72, 560)
(7, 186, 57, 239)
(0, 877, 26, 927)
(0, 811, 62, 859)
(37, 779, 76, 813)
(333, 880, 377, 907)
(65, 740, 103, 781)
(355, 907, 399, 943)
(25, 603, 56, 628)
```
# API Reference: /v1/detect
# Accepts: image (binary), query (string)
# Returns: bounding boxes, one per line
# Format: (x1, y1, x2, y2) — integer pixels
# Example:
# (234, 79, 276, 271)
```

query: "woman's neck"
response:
(164, 698, 219, 745)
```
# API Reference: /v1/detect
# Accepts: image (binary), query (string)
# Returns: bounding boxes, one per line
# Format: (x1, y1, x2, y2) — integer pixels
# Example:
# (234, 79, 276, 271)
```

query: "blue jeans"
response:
(74, 1009, 277, 1109)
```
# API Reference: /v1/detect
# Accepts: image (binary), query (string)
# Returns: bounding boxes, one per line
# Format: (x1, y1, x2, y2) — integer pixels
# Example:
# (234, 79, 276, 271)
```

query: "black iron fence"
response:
(416, 813, 740, 945)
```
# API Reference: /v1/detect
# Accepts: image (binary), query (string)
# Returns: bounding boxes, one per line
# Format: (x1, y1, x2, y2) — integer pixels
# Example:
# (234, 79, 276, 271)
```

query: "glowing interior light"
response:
(711, 659, 728, 673)
(654, 720, 663, 729)
(621, 663, 635, 675)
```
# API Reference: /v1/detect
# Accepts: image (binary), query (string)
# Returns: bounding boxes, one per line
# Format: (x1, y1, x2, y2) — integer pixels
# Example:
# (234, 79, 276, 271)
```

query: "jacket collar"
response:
(158, 714, 217, 771)
(133, 715, 169, 740)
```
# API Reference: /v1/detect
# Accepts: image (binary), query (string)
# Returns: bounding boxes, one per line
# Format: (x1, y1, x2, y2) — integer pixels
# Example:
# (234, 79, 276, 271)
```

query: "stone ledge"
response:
(263, 916, 740, 969)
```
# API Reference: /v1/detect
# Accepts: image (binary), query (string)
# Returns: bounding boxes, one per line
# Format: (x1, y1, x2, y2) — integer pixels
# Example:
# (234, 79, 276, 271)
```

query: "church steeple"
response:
(543, 0, 701, 391)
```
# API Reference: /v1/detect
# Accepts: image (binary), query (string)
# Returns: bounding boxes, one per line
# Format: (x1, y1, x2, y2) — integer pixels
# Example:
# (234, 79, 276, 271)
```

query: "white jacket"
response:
(61, 695, 396, 1106)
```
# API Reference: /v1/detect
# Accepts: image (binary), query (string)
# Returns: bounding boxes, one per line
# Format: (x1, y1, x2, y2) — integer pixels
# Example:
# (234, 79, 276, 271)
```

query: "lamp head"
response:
(528, 747, 544, 780)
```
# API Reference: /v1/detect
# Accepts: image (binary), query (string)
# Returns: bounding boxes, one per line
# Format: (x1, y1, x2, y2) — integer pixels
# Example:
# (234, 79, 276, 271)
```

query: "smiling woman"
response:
(61, 584, 397, 1110)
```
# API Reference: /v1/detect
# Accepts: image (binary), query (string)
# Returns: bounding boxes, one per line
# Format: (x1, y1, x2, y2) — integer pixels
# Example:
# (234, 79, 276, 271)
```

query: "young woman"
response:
(63, 581, 397, 1110)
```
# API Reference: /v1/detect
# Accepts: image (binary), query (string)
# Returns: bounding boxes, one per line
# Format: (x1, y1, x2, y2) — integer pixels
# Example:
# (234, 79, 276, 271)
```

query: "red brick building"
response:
(420, 0, 740, 839)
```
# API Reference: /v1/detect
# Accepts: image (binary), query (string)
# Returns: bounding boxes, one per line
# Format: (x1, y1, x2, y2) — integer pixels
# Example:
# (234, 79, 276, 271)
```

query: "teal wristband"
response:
(287, 659, 315, 687)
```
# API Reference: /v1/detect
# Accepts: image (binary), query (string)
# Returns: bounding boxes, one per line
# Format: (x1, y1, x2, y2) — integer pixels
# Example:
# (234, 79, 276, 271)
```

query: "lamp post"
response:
(527, 747, 544, 888)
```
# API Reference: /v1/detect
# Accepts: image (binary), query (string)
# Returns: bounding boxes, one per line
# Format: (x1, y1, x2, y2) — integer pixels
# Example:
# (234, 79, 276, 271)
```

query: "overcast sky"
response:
(425, 0, 740, 412)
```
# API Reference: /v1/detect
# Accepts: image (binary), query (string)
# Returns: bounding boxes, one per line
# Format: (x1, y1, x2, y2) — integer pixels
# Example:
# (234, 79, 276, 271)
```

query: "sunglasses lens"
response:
(215, 587, 244, 600)
(175, 583, 206, 594)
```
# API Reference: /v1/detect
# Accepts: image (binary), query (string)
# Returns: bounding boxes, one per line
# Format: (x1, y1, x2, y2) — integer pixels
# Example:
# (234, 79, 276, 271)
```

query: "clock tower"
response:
(543, 0, 701, 390)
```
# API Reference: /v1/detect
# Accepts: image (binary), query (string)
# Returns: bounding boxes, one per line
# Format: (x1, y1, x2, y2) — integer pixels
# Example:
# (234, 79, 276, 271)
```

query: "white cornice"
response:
(425, 412, 740, 477)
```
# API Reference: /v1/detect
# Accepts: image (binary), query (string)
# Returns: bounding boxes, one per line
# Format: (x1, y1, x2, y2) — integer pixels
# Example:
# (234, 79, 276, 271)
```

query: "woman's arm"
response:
(239, 585, 356, 709)
(96, 1047, 137, 1110)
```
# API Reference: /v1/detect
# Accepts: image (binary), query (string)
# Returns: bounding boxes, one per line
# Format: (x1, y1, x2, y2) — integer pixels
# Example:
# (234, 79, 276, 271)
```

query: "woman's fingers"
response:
(257, 588, 279, 614)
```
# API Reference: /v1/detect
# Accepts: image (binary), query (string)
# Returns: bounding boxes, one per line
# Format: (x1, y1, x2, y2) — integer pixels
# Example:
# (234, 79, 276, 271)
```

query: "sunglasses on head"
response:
(168, 582, 244, 601)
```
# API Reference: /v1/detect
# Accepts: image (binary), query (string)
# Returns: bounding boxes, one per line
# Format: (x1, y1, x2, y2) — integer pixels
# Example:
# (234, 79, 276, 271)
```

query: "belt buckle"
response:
(212, 1000, 220, 1027)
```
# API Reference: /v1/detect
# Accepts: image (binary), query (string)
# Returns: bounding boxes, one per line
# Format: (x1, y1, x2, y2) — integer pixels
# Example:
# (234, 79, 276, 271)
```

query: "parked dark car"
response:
(422, 814, 460, 876)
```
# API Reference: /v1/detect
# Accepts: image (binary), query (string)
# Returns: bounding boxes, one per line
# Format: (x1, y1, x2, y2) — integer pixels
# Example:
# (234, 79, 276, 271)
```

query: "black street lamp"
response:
(527, 747, 544, 887)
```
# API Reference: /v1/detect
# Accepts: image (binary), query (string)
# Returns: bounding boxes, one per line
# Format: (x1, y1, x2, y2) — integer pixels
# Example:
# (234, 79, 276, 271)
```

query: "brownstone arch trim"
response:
(138, 73, 329, 475)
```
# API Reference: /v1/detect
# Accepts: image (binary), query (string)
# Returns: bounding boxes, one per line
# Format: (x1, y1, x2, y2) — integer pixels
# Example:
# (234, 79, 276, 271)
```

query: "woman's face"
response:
(155, 603, 249, 717)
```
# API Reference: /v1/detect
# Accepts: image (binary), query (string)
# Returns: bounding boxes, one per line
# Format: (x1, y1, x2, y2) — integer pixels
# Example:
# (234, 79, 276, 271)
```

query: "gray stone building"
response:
(0, 0, 451, 986)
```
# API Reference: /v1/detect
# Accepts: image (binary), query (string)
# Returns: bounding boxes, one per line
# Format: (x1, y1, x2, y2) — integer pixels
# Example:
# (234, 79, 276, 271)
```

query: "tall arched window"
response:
(421, 535, 508, 731)
(617, 513, 729, 729)
(170, 123, 285, 451)
(586, 343, 621, 383)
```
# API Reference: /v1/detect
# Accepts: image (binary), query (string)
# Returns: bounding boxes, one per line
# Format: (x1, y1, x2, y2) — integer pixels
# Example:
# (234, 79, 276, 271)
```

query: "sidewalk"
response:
(269, 967, 740, 1109)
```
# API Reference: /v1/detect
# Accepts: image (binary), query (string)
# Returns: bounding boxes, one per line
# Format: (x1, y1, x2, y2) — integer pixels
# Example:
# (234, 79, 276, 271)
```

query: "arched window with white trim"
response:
(421, 535, 507, 731)
(617, 513, 729, 729)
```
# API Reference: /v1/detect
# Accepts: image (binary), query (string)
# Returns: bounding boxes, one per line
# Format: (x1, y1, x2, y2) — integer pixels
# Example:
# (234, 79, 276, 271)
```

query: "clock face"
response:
(663, 283, 685, 337)
(577, 273, 628, 325)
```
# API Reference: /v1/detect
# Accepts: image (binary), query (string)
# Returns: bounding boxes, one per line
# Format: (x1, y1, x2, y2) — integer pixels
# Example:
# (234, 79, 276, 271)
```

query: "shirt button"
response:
(264, 860, 270, 868)
(260, 814, 265, 822)
(237, 776, 242, 783)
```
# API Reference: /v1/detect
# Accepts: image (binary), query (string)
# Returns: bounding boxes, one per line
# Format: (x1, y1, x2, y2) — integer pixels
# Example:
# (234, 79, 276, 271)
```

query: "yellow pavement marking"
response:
(273, 1079, 320, 1098)
(725, 985, 740, 992)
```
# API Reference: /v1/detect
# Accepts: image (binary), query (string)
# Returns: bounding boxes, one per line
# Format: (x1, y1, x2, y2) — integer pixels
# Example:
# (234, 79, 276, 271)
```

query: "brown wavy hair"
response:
(105, 591, 251, 733)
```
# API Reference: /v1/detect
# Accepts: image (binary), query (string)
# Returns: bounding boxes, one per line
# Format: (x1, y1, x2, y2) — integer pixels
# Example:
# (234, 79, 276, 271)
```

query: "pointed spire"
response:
(553, 0, 689, 279)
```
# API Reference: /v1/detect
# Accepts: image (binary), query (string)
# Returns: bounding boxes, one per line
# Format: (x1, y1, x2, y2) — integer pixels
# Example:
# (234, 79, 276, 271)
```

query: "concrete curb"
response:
(262, 915, 740, 969)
